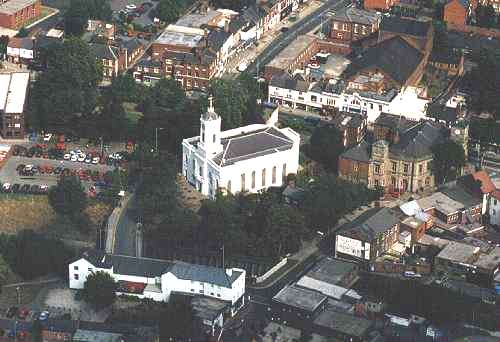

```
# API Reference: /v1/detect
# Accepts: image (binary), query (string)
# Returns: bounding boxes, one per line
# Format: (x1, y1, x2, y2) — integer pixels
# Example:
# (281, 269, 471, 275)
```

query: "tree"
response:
(160, 296, 202, 340)
(31, 319, 43, 342)
(64, 0, 112, 36)
(476, 4, 496, 28)
(157, 0, 184, 23)
(48, 176, 87, 216)
(141, 77, 186, 114)
(29, 38, 102, 132)
(308, 125, 344, 172)
(431, 140, 466, 184)
(210, 78, 253, 129)
(16, 27, 29, 37)
(83, 271, 117, 308)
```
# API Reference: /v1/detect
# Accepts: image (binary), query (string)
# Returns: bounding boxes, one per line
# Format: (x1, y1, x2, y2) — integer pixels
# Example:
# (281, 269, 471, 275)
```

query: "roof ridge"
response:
(263, 128, 293, 143)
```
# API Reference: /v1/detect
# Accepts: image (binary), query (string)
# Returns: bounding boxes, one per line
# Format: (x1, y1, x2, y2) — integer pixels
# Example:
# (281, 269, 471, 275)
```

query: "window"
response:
(370, 103, 373, 109)
(251, 171, 256, 189)
(227, 180, 231, 192)
(272, 166, 277, 184)
(88, 268, 93, 272)
(403, 164, 409, 173)
(391, 162, 397, 172)
(213, 134, 216, 143)
(311, 95, 317, 102)
(74, 266, 79, 270)
(241, 173, 246, 192)
(374, 164, 380, 174)
(282, 163, 287, 181)
(495, 199, 498, 205)
(391, 177, 396, 187)
(379, 104, 383, 111)
(353, 163, 359, 172)
(262, 168, 266, 187)
(374, 179, 380, 187)
(418, 164, 423, 175)
(199, 166, 203, 177)
(217, 293, 221, 297)
(74, 274, 79, 280)
(199, 290, 204, 294)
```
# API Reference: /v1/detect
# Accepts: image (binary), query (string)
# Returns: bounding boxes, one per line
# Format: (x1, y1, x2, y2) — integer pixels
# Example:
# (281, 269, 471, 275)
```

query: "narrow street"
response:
(114, 196, 139, 256)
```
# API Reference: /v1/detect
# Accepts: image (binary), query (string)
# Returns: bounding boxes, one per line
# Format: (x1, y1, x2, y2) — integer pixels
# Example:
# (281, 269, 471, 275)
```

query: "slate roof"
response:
(314, 309, 373, 338)
(343, 36, 423, 86)
(78, 251, 242, 288)
(273, 285, 327, 312)
(337, 207, 400, 242)
(213, 126, 295, 166)
(331, 112, 365, 129)
(169, 261, 242, 288)
(207, 29, 231, 51)
(90, 43, 119, 60)
(389, 121, 446, 160)
(304, 257, 358, 285)
(332, 7, 381, 25)
(375, 112, 417, 130)
(441, 186, 481, 208)
(8, 37, 33, 49)
(426, 102, 458, 123)
(379, 16, 432, 37)
(121, 37, 143, 54)
(269, 72, 310, 92)
(340, 140, 371, 162)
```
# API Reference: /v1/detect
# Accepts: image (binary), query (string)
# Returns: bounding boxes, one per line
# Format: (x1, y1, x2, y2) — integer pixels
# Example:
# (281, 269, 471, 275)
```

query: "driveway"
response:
(0, 156, 114, 188)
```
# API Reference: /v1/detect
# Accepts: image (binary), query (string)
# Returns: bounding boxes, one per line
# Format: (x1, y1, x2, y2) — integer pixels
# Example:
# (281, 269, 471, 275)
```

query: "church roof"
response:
(213, 126, 294, 166)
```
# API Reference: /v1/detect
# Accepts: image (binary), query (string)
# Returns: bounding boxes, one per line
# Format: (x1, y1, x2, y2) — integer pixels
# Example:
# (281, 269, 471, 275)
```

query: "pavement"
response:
(0, 156, 114, 188)
(245, 0, 351, 76)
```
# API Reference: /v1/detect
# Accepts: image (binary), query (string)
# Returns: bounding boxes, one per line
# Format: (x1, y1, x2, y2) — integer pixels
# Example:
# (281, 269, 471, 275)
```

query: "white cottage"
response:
(69, 250, 246, 316)
(182, 98, 300, 198)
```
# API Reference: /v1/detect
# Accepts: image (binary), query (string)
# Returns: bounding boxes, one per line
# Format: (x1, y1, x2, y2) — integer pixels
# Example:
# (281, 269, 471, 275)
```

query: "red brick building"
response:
(0, 0, 41, 29)
(444, 0, 472, 27)
(364, 0, 398, 11)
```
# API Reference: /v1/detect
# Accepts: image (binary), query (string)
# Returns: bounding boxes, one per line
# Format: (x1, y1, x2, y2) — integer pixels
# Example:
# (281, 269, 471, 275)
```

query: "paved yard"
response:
(0, 156, 115, 188)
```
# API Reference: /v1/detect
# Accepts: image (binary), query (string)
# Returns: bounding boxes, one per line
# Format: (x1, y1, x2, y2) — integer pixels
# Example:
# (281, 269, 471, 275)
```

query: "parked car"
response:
(39, 311, 49, 321)
(2, 183, 11, 192)
(43, 133, 53, 142)
(20, 184, 30, 193)
(403, 271, 422, 278)
(11, 184, 20, 193)
(17, 308, 29, 320)
(30, 185, 40, 194)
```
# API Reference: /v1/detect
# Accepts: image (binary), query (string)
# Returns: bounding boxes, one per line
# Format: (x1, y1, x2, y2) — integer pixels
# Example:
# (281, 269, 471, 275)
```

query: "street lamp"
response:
(155, 127, 164, 153)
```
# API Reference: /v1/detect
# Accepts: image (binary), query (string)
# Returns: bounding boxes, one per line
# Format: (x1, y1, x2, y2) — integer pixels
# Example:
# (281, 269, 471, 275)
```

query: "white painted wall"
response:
(489, 196, 500, 226)
(335, 235, 370, 260)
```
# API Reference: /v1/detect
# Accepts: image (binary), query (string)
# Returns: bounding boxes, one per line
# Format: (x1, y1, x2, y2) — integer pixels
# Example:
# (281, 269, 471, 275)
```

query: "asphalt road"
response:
(114, 195, 139, 256)
(246, 0, 351, 76)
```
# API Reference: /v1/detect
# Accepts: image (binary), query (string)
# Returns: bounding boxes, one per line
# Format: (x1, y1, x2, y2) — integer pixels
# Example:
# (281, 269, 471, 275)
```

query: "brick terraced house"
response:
(0, 0, 40, 29)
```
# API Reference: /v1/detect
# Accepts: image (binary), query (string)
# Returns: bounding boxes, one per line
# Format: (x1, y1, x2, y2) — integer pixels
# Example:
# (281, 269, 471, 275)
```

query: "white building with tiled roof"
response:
(69, 250, 246, 315)
(182, 98, 300, 198)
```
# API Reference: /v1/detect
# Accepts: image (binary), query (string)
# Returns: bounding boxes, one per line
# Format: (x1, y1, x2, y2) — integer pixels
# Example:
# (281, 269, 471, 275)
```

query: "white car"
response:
(77, 154, 86, 162)
(2, 183, 11, 191)
(70, 155, 78, 162)
(63, 153, 71, 160)
(43, 133, 53, 142)
(125, 4, 136, 10)
(85, 156, 92, 163)
(92, 157, 100, 164)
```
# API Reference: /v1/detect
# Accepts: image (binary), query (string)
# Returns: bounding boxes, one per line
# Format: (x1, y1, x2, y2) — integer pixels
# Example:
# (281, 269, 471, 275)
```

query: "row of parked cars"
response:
(1, 182, 49, 194)
(5, 306, 49, 321)
(12, 145, 128, 167)
(17, 163, 114, 183)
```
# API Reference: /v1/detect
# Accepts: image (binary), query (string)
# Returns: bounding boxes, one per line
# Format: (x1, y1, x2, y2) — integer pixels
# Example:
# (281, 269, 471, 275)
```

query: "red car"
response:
(17, 307, 29, 320)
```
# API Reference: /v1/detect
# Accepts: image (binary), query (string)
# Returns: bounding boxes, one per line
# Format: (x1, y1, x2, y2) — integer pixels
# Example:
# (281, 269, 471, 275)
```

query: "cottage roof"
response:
(212, 126, 295, 166)
(340, 140, 371, 162)
(343, 36, 423, 86)
(337, 207, 399, 242)
(379, 16, 432, 37)
(389, 121, 446, 159)
(269, 72, 310, 92)
(90, 43, 119, 60)
(168, 261, 242, 288)
(8, 37, 33, 50)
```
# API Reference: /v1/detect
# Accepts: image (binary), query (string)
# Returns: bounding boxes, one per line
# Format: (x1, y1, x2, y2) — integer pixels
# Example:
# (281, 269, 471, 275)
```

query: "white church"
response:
(182, 99, 300, 198)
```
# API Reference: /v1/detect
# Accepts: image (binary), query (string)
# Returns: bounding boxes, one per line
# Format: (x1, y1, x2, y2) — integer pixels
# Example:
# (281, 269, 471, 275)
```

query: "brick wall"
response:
(444, 0, 468, 26)
(338, 157, 370, 184)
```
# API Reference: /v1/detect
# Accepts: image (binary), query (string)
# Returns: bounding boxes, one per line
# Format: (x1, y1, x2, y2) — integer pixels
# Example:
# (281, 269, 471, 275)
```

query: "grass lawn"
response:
(0, 194, 112, 241)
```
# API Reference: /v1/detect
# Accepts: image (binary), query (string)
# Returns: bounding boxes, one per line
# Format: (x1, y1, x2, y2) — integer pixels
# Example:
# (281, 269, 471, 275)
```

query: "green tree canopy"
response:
(431, 140, 466, 184)
(64, 0, 112, 36)
(16, 27, 29, 37)
(29, 38, 102, 132)
(157, 0, 184, 23)
(308, 125, 345, 172)
(48, 176, 87, 216)
(476, 4, 496, 28)
(210, 78, 255, 129)
(83, 271, 117, 308)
